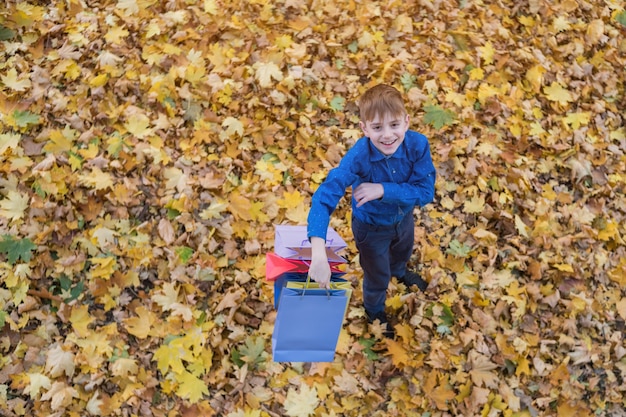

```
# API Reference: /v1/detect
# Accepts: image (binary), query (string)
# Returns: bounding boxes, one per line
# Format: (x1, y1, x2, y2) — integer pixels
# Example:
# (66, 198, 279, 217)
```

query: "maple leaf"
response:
(222, 116, 244, 138)
(477, 41, 495, 65)
(124, 113, 152, 138)
(0, 235, 36, 264)
(45, 344, 76, 378)
(0, 190, 29, 221)
(386, 339, 410, 367)
(70, 304, 95, 337)
(1, 68, 32, 92)
(329, 96, 345, 112)
(9, 110, 40, 129)
(468, 350, 499, 388)
(176, 370, 209, 403)
(0, 133, 21, 155)
(423, 104, 456, 129)
(77, 167, 114, 190)
(25, 372, 51, 399)
(124, 306, 156, 339)
(563, 112, 591, 130)
(199, 199, 228, 220)
(283, 384, 319, 417)
(424, 371, 456, 410)
(254, 61, 283, 88)
(40, 381, 79, 411)
(543, 82, 573, 105)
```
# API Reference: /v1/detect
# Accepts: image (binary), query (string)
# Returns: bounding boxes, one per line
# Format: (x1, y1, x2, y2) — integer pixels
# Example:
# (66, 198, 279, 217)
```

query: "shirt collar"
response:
(368, 138, 405, 161)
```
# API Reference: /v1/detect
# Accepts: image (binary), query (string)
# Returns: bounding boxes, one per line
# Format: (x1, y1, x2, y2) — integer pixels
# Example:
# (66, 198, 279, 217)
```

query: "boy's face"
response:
(360, 113, 410, 156)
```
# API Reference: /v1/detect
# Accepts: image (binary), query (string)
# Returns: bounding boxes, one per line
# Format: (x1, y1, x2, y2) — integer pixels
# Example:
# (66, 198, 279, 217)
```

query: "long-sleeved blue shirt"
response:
(307, 130, 436, 240)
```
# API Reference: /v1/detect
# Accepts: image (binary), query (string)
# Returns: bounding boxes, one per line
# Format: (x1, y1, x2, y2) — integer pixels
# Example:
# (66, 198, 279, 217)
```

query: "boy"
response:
(306, 84, 436, 338)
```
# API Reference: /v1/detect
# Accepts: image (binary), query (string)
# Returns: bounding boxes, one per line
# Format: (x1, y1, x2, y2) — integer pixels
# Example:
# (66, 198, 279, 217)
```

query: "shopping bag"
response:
(274, 225, 347, 263)
(265, 252, 345, 281)
(273, 272, 347, 309)
(286, 278, 352, 316)
(272, 286, 349, 362)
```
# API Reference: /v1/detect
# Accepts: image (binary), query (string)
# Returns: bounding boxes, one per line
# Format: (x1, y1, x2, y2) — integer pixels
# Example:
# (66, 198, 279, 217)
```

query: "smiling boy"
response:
(306, 84, 436, 338)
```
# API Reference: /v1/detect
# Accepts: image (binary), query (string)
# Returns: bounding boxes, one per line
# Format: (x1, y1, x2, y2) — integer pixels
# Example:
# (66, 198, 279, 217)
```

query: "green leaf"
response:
(358, 337, 380, 360)
(239, 336, 266, 368)
(446, 239, 472, 258)
(423, 104, 456, 129)
(175, 246, 194, 264)
(400, 73, 416, 92)
(0, 310, 6, 327)
(0, 235, 37, 264)
(616, 11, 626, 27)
(231, 348, 245, 368)
(0, 25, 16, 41)
(12, 110, 40, 128)
(329, 96, 345, 112)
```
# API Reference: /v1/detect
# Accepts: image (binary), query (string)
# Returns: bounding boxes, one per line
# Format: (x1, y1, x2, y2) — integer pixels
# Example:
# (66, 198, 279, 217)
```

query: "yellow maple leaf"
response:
(175, 370, 209, 403)
(386, 339, 410, 367)
(1, 68, 32, 92)
(70, 304, 95, 337)
(204, 0, 218, 14)
(284, 384, 319, 417)
(124, 306, 156, 339)
(45, 344, 76, 378)
(89, 256, 117, 280)
(229, 192, 252, 221)
(199, 199, 228, 220)
(477, 41, 495, 65)
(463, 195, 484, 214)
(25, 372, 51, 399)
(0, 190, 29, 221)
(543, 82, 573, 105)
(43, 127, 75, 154)
(110, 357, 138, 378)
(515, 215, 529, 238)
(77, 167, 114, 190)
(285, 202, 308, 224)
(385, 293, 403, 310)
(563, 112, 591, 130)
(124, 113, 152, 138)
(0, 132, 21, 155)
(254, 61, 283, 88)
(424, 371, 456, 410)
(277, 190, 305, 209)
(40, 381, 79, 411)
(552, 16, 571, 32)
(525, 64, 546, 93)
(154, 342, 186, 374)
(222, 116, 244, 138)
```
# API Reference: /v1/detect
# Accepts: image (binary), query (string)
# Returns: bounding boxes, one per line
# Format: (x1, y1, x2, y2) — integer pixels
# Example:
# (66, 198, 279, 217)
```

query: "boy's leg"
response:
(389, 213, 415, 278)
(352, 217, 395, 315)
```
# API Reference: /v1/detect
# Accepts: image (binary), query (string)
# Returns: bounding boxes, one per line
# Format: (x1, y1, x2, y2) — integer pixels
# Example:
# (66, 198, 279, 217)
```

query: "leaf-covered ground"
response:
(1, 0, 625, 416)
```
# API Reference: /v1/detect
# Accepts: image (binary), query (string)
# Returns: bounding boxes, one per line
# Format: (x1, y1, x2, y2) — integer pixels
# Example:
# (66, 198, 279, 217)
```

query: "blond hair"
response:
(358, 84, 407, 122)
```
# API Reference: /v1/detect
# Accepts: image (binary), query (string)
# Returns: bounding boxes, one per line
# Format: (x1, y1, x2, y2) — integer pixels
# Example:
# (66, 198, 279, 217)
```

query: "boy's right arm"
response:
(308, 237, 331, 289)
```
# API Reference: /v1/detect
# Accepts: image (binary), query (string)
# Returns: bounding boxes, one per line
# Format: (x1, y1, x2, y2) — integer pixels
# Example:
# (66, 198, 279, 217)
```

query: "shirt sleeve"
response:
(307, 145, 362, 240)
(380, 138, 436, 207)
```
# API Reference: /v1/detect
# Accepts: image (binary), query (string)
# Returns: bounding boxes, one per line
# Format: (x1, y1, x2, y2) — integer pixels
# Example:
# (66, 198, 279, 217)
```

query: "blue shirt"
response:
(307, 130, 436, 240)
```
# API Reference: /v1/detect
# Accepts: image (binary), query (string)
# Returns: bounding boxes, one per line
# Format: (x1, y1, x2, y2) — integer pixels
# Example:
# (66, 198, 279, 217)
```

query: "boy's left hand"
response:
(353, 183, 383, 207)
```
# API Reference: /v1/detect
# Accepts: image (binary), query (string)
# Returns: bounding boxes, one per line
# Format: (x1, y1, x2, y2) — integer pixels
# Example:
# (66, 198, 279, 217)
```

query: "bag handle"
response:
(302, 274, 331, 300)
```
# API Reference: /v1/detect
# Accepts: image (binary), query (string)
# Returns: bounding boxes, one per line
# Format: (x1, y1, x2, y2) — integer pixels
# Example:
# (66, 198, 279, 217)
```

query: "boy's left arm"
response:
(382, 145, 436, 207)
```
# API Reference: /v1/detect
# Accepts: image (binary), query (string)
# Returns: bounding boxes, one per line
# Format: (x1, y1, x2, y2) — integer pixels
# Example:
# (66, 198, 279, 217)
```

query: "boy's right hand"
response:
(309, 237, 331, 289)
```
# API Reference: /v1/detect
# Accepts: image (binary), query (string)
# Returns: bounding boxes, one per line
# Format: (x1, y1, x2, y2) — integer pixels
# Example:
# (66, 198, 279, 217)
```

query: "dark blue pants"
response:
(352, 213, 414, 315)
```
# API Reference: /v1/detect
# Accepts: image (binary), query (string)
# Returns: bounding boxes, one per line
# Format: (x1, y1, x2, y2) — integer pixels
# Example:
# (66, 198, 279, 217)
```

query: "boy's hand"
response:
(309, 237, 331, 289)
(353, 183, 384, 207)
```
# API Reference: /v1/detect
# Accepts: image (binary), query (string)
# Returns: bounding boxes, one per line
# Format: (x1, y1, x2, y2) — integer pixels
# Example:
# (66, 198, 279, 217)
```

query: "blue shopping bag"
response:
(273, 272, 346, 309)
(272, 286, 349, 362)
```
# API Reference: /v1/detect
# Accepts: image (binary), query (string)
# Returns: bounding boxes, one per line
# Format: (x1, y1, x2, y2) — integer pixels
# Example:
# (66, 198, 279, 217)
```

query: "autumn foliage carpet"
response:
(1, 0, 626, 416)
